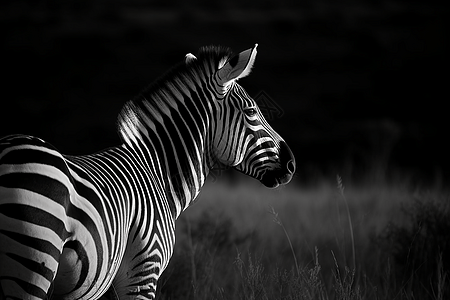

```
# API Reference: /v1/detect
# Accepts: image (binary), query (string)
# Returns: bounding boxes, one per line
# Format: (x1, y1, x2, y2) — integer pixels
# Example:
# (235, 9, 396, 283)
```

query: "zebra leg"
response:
(0, 231, 60, 300)
(109, 265, 160, 300)
(108, 247, 163, 300)
(0, 187, 64, 300)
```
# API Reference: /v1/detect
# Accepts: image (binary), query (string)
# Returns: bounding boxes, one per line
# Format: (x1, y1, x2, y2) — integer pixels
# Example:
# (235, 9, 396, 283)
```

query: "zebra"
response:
(0, 44, 295, 300)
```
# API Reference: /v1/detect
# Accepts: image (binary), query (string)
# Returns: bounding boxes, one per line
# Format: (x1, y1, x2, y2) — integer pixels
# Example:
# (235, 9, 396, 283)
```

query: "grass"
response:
(156, 173, 449, 299)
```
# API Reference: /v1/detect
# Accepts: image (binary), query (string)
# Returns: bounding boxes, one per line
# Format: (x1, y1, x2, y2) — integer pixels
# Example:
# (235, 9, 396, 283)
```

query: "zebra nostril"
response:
(286, 159, 295, 174)
(279, 141, 296, 175)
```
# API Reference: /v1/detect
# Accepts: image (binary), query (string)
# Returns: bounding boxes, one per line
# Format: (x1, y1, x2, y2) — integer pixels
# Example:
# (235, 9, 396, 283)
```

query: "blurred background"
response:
(1, 1, 449, 299)
(1, 0, 448, 185)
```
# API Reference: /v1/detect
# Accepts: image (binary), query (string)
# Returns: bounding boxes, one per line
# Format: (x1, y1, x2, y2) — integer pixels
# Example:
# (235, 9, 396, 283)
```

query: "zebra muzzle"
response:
(260, 141, 295, 188)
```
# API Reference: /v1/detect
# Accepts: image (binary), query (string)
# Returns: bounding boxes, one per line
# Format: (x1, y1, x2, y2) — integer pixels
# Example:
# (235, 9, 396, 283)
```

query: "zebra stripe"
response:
(0, 45, 295, 300)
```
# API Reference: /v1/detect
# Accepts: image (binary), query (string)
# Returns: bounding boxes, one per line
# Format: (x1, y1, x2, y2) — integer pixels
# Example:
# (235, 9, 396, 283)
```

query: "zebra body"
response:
(0, 45, 295, 300)
(0, 135, 173, 299)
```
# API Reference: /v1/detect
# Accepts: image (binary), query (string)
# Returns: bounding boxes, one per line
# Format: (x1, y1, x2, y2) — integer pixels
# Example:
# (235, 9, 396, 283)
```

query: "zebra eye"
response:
(244, 108, 257, 117)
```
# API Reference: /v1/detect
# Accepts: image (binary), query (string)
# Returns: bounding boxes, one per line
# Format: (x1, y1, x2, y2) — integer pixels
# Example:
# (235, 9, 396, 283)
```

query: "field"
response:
(156, 174, 449, 299)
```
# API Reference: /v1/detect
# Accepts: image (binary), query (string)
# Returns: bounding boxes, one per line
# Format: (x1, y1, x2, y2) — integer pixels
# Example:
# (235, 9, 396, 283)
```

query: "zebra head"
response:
(202, 44, 296, 188)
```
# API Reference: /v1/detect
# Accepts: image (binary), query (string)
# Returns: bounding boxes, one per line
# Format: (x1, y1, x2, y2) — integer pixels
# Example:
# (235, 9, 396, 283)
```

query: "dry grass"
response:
(156, 174, 449, 299)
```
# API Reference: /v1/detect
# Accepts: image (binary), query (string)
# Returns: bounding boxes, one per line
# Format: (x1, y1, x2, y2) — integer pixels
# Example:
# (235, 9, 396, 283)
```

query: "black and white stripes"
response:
(0, 45, 295, 300)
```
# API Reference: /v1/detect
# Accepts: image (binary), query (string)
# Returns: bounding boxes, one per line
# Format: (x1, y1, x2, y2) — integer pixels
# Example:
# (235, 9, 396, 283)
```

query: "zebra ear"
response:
(217, 44, 258, 84)
(185, 53, 197, 64)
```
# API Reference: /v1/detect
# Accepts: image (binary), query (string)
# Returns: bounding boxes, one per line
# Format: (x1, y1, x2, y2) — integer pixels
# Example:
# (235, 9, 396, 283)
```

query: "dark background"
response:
(1, 0, 448, 185)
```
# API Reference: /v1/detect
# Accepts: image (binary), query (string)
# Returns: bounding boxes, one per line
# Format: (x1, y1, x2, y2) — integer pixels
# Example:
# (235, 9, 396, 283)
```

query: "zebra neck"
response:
(118, 86, 216, 219)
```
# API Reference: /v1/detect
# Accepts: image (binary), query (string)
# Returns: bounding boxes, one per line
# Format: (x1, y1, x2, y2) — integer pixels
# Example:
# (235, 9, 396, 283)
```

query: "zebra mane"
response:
(138, 45, 234, 97)
(117, 45, 234, 145)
